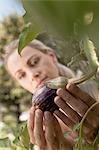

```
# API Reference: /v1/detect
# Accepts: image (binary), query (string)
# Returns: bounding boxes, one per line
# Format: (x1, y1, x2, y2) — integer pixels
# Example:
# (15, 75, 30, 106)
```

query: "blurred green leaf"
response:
(0, 137, 11, 148)
(18, 22, 40, 54)
(13, 122, 33, 149)
(22, 1, 99, 57)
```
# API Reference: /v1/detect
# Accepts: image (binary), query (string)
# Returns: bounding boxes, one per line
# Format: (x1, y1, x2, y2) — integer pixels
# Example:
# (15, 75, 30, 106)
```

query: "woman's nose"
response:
(32, 71, 41, 79)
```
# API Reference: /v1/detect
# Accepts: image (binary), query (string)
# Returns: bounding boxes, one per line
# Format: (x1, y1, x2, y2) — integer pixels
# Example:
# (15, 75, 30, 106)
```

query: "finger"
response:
(55, 90, 98, 136)
(67, 83, 99, 121)
(53, 114, 64, 138)
(34, 145, 41, 150)
(54, 109, 96, 146)
(34, 109, 46, 149)
(27, 106, 35, 144)
(44, 111, 59, 150)
(57, 88, 88, 116)
(54, 109, 74, 129)
(54, 96, 81, 123)
(54, 109, 93, 137)
(53, 115, 73, 149)
(67, 84, 99, 119)
(66, 83, 96, 106)
(54, 110, 95, 146)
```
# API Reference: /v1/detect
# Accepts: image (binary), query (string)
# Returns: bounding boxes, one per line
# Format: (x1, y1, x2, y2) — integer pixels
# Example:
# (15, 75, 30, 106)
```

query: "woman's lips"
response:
(36, 77, 49, 89)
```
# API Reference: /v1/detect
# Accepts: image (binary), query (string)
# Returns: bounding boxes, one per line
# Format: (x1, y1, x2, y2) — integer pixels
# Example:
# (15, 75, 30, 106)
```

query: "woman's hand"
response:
(28, 106, 73, 150)
(54, 83, 99, 143)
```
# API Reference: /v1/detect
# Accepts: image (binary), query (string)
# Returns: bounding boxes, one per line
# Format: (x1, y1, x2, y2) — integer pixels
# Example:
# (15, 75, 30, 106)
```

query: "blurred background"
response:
(0, 0, 99, 149)
(0, 1, 32, 149)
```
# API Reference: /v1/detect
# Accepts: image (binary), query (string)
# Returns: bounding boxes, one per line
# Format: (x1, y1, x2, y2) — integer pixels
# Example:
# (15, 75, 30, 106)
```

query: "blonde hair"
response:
(4, 39, 75, 79)
(4, 39, 55, 64)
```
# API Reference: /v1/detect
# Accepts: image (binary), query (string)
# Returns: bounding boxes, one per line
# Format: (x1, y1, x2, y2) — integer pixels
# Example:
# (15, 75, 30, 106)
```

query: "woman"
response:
(4, 39, 99, 150)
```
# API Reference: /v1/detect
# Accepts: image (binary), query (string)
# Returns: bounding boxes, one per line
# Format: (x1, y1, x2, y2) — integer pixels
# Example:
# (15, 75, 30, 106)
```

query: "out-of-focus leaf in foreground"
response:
(0, 137, 11, 148)
(18, 22, 40, 55)
(13, 122, 33, 149)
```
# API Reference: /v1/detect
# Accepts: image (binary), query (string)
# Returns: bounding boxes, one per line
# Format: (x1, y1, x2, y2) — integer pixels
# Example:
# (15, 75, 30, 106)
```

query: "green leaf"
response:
(18, 22, 40, 55)
(29, 143, 34, 150)
(0, 137, 11, 148)
(83, 37, 98, 70)
(84, 143, 94, 150)
(13, 122, 33, 149)
(72, 123, 80, 132)
(19, 124, 30, 148)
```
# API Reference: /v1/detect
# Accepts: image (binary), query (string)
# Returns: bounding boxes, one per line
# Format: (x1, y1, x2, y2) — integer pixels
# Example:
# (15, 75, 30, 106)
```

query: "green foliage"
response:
(13, 122, 34, 150)
(22, 1, 99, 63)
(18, 22, 41, 54)
(0, 66, 32, 126)
(75, 101, 99, 150)
(22, 2, 98, 36)
(0, 15, 24, 55)
(0, 137, 12, 148)
(0, 122, 34, 150)
(0, 15, 32, 150)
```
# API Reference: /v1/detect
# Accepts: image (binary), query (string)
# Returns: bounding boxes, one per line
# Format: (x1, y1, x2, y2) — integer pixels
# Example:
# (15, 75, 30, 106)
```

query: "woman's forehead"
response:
(12, 46, 42, 62)
(7, 45, 47, 71)
(21, 46, 41, 57)
(7, 46, 41, 72)
(7, 50, 23, 75)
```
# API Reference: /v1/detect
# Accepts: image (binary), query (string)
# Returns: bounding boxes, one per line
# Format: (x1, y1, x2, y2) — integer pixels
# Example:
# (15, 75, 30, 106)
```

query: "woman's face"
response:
(7, 46, 59, 94)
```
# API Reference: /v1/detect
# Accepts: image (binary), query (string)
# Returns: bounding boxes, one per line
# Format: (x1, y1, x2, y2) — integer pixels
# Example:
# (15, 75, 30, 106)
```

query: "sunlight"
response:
(0, 0, 25, 22)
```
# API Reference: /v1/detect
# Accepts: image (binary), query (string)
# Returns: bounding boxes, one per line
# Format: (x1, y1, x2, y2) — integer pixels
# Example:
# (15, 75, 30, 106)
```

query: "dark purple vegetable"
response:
(32, 85, 59, 112)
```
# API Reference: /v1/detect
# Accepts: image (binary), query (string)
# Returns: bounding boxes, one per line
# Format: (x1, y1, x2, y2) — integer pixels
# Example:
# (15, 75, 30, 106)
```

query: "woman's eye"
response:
(30, 57, 40, 67)
(17, 72, 26, 79)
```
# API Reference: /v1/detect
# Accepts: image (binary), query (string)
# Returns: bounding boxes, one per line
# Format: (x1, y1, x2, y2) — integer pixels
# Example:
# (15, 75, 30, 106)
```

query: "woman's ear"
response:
(47, 51, 58, 63)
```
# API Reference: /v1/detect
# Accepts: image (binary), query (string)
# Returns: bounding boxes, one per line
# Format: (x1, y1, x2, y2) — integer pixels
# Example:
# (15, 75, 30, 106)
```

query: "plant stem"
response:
(79, 101, 99, 144)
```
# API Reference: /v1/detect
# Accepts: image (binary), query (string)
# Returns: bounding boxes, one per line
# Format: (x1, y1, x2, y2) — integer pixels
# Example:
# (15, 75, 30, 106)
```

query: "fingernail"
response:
(54, 96, 60, 104)
(56, 88, 62, 95)
(44, 111, 51, 119)
(66, 83, 75, 90)
(35, 109, 43, 117)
